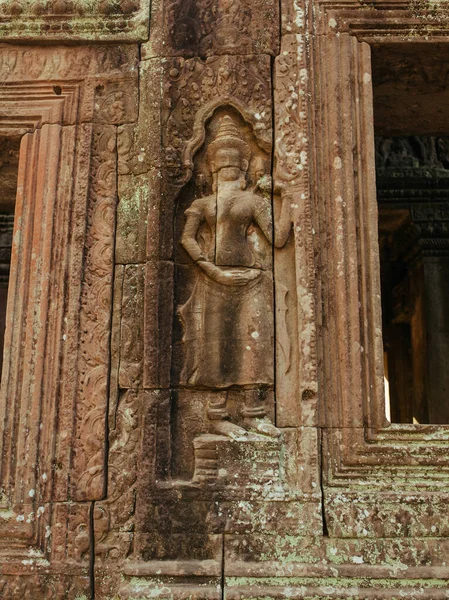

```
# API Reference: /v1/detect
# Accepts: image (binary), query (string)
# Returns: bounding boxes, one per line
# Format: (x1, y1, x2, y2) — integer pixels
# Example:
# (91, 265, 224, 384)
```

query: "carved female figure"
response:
(179, 115, 291, 438)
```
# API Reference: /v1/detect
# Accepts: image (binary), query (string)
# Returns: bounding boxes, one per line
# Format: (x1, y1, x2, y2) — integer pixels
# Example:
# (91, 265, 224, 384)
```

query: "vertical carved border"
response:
(274, 24, 318, 428)
(0, 47, 138, 595)
(71, 125, 118, 501)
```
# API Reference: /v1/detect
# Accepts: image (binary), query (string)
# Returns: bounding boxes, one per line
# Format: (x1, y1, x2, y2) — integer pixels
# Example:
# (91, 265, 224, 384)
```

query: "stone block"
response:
(137, 389, 171, 487)
(225, 534, 324, 573)
(281, 427, 321, 495)
(100, 573, 221, 600)
(135, 532, 223, 562)
(219, 500, 322, 536)
(324, 491, 449, 538)
(0, 573, 90, 600)
(191, 433, 282, 491)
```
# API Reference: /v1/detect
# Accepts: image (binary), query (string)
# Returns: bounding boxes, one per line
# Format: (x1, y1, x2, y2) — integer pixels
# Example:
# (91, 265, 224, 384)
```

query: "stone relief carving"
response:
(163, 54, 272, 184)
(0, 45, 137, 82)
(375, 136, 449, 170)
(168, 0, 252, 54)
(151, 0, 279, 57)
(176, 113, 292, 441)
(73, 126, 117, 501)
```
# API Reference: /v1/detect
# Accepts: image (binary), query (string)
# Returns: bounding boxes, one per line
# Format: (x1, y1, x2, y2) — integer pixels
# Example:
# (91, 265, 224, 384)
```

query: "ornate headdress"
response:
(207, 115, 251, 172)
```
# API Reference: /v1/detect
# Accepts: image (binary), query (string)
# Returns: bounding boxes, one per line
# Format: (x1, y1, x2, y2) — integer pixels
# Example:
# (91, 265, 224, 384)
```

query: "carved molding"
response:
(71, 124, 117, 501)
(314, 0, 449, 38)
(0, 0, 149, 42)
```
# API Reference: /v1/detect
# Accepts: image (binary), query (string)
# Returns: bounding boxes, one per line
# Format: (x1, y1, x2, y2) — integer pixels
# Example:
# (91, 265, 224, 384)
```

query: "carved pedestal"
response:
(192, 433, 283, 489)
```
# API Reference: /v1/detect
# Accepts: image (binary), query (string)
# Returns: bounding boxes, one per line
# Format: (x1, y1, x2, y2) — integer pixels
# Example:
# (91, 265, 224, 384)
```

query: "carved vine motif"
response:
(0, 46, 135, 81)
(163, 55, 271, 185)
(91, 390, 140, 561)
(74, 127, 117, 501)
(93, 81, 135, 124)
(274, 35, 309, 189)
(0, 576, 46, 599)
(273, 33, 318, 407)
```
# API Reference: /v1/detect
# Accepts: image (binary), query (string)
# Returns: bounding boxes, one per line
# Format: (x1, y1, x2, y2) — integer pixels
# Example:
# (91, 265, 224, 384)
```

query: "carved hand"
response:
(199, 261, 261, 286)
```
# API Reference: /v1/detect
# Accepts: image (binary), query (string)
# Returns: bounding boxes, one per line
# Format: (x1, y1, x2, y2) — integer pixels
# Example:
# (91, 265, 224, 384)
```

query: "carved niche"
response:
(170, 107, 293, 483)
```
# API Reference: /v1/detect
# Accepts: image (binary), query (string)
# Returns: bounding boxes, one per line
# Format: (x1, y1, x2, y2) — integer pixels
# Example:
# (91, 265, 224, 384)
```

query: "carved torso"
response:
(185, 190, 271, 267)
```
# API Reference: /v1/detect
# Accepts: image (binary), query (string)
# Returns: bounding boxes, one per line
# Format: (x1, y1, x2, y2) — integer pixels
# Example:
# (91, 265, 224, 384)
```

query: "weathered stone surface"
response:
(0, 43, 138, 83)
(118, 265, 144, 388)
(281, 0, 308, 34)
(274, 32, 317, 428)
(144, 261, 174, 388)
(3, 2, 449, 599)
(143, 0, 279, 59)
(0, 0, 150, 42)
(0, 573, 90, 600)
(116, 174, 148, 264)
(324, 491, 449, 538)
(224, 577, 449, 600)
(93, 390, 143, 563)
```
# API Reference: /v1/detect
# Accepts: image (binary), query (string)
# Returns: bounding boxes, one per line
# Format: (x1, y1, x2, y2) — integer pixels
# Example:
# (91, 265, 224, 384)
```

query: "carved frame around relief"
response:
(0, 47, 137, 582)
(312, 1, 449, 488)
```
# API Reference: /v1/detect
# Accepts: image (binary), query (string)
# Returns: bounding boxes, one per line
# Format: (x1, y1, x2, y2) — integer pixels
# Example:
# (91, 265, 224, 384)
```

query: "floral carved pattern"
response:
(93, 390, 141, 561)
(162, 54, 272, 185)
(273, 30, 318, 419)
(72, 126, 117, 501)
(0, 45, 137, 81)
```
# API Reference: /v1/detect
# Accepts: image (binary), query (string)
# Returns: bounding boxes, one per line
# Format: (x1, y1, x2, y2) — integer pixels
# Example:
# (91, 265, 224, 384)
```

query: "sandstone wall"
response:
(0, 1, 448, 599)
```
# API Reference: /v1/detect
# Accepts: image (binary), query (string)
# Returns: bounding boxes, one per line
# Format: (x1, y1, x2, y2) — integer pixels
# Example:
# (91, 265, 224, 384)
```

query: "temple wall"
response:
(0, 1, 448, 599)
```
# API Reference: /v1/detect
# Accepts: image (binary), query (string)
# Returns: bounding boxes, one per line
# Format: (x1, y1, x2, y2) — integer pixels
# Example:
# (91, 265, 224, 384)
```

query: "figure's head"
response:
(208, 115, 251, 189)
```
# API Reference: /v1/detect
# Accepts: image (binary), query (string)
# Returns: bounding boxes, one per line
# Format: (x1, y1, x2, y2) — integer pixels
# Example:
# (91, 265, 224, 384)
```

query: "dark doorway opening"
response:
(0, 136, 20, 383)
(373, 44, 449, 424)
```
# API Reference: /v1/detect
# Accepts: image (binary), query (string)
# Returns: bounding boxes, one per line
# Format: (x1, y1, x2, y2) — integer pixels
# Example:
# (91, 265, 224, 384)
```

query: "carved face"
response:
(214, 147, 244, 172)
(217, 166, 241, 183)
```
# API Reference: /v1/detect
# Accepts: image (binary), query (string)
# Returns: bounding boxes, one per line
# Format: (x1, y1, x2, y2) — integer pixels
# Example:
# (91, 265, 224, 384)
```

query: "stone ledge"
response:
(0, 0, 150, 42)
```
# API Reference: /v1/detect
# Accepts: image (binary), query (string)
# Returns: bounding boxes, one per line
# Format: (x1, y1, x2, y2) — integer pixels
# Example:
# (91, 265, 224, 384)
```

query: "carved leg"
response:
(243, 388, 281, 438)
(207, 391, 247, 439)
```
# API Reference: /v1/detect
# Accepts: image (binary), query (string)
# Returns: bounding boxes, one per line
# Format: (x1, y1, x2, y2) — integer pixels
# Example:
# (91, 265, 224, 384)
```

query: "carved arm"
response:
(254, 194, 292, 249)
(180, 213, 206, 262)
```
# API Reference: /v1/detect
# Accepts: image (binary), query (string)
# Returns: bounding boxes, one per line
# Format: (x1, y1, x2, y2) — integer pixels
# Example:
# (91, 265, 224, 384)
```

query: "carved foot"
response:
(243, 417, 281, 438)
(210, 419, 248, 440)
